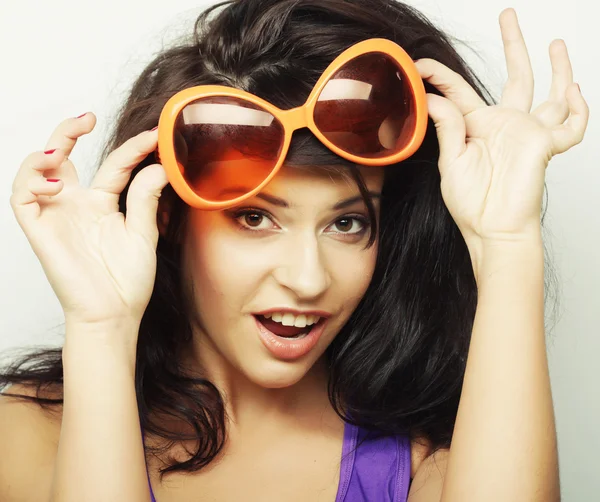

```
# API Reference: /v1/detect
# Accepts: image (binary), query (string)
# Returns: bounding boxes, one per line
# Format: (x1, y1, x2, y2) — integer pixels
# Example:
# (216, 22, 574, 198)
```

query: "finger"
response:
(12, 148, 66, 194)
(44, 112, 95, 156)
(43, 112, 96, 183)
(414, 58, 487, 116)
(125, 163, 170, 245)
(547, 39, 574, 103)
(424, 93, 467, 174)
(551, 83, 589, 155)
(90, 128, 158, 197)
(532, 39, 573, 127)
(10, 175, 65, 222)
(499, 8, 534, 112)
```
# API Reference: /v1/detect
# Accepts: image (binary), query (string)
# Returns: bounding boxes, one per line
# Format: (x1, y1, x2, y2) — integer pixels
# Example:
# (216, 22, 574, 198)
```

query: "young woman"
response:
(0, 0, 588, 501)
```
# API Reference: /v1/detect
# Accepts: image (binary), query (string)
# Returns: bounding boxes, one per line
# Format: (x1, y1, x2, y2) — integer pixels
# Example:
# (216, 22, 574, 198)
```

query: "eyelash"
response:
(228, 207, 371, 238)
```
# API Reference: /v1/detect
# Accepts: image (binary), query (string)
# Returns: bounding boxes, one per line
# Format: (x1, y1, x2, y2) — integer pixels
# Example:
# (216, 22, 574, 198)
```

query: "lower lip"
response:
(254, 315, 326, 361)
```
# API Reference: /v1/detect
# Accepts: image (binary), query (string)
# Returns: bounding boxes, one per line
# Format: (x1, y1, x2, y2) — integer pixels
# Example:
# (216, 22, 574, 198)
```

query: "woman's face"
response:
(180, 164, 384, 389)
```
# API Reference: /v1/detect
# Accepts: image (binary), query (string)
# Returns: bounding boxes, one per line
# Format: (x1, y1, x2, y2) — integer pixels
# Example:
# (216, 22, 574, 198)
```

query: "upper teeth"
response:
(264, 312, 321, 328)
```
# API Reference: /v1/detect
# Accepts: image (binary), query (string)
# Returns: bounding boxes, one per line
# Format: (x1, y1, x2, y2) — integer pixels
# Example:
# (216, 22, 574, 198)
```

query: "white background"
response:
(0, 0, 597, 499)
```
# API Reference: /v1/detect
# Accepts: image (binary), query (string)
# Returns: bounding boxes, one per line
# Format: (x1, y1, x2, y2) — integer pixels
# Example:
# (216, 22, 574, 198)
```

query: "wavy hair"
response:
(1, 0, 556, 479)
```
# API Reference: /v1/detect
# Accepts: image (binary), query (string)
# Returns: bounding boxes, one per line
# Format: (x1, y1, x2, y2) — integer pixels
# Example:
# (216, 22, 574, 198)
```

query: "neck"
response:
(178, 331, 337, 434)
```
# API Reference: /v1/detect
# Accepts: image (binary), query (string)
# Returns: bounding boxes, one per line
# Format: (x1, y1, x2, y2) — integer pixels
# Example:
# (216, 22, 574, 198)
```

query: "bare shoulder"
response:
(408, 437, 449, 501)
(0, 384, 63, 502)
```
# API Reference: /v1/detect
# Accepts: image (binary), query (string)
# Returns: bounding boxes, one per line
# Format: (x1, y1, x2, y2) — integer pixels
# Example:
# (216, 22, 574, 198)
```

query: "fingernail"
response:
(576, 83, 581, 92)
(151, 126, 158, 131)
(76, 112, 88, 119)
(47, 178, 60, 183)
(44, 149, 57, 155)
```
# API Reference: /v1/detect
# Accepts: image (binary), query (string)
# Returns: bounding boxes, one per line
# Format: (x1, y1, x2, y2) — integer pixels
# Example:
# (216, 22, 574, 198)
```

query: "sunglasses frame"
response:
(156, 37, 428, 210)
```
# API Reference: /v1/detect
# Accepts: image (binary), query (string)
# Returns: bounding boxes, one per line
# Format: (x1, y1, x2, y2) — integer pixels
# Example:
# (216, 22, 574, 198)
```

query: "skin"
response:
(178, 165, 381, 395)
(0, 7, 589, 502)
(146, 164, 386, 501)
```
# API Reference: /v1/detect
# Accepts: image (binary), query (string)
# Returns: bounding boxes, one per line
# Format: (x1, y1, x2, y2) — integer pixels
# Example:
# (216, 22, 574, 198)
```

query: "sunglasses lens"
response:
(173, 96, 284, 203)
(314, 53, 417, 159)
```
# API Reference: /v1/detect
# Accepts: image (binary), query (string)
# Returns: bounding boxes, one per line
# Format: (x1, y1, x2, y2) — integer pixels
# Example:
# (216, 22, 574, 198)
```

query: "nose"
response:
(272, 233, 331, 300)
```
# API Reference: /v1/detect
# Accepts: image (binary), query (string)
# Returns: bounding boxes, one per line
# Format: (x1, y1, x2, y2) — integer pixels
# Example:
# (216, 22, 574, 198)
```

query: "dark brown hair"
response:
(1, 0, 556, 479)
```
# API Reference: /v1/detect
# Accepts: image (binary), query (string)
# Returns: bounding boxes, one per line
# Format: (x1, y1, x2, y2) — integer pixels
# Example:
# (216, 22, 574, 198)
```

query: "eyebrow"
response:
(220, 188, 382, 209)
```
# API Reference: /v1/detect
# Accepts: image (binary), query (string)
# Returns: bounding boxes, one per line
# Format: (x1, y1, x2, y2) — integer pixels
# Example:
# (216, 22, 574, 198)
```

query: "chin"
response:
(245, 359, 312, 389)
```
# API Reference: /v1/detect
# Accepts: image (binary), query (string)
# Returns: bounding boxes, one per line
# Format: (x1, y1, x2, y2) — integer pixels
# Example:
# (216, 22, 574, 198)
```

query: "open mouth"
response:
(253, 314, 324, 339)
(253, 314, 328, 360)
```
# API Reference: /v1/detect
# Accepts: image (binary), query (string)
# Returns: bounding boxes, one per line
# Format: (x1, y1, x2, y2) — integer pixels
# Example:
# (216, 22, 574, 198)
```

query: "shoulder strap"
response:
(394, 434, 411, 501)
(338, 424, 411, 502)
(335, 421, 359, 501)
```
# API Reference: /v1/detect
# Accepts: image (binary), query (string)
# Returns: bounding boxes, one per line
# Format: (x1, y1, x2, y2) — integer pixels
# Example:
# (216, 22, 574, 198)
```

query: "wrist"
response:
(466, 232, 544, 284)
(62, 318, 141, 370)
(64, 316, 141, 338)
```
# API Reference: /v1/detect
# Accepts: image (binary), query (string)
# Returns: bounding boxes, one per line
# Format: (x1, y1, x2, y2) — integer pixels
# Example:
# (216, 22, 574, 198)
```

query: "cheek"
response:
(330, 243, 378, 304)
(183, 225, 271, 310)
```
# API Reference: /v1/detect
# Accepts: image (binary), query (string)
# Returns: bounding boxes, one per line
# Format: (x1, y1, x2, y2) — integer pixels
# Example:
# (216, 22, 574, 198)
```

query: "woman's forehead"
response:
(250, 165, 384, 212)
(264, 164, 385, 197)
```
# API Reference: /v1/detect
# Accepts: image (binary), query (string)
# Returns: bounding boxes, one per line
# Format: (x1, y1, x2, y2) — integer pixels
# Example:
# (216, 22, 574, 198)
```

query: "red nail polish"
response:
(47, 178, 60, 183)
(76, 112, 88, 118)
(44, 149, 57, 155)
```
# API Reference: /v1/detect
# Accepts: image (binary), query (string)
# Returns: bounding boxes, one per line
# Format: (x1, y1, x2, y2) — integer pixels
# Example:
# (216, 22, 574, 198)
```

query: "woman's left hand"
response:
(415, 8, 589, 251)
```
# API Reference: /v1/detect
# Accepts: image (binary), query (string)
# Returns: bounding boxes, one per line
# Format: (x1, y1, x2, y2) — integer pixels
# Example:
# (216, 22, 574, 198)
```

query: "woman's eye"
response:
(334, 218, 354, 232)
(233, 210, 276, 231)
(244, 213, 264, 227)
(327, 216, 368, 235)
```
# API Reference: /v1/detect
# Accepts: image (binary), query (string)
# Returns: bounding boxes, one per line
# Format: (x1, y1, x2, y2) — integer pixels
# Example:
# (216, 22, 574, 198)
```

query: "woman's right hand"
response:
(10, 113, 169, 335)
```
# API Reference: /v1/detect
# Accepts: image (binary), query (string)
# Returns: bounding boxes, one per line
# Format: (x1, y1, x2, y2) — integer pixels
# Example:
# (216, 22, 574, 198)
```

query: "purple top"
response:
(147, 422, 411, 501)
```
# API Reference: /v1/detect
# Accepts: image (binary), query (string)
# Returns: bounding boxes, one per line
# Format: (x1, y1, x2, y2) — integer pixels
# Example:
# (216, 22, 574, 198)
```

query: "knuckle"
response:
(35, 150, 57, 164)
(22, 150, 39, 163)
(29, 153, 50, 172)
(20, 151, 42, 170)
(25, 176, 39, 191)
(9, 190, 28, 210)
(9, 192, 19, 209)
(581, 100, 590, 114)
(11, 178, 22, 194)
(33, 149, 60, 168)
(13, 155, 41, 191)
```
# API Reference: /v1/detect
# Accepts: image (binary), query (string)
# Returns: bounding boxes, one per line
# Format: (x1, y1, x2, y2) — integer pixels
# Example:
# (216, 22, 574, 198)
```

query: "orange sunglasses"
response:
(155, 38, 428, 210)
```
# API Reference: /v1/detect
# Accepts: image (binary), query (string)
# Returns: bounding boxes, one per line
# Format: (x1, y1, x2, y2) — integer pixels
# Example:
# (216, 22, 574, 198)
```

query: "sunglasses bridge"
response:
(272, 104, 314, 133)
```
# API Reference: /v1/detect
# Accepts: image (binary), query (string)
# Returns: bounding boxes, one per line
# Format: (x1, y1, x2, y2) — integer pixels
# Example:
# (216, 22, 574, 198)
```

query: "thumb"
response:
(125, 163, 170, 244)
(426, 93, 467, 174)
